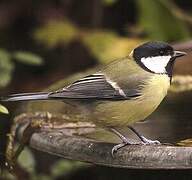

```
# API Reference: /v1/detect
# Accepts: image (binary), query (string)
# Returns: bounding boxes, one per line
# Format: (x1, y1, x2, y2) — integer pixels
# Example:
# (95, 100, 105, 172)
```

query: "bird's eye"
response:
(159, 50, 164, 55)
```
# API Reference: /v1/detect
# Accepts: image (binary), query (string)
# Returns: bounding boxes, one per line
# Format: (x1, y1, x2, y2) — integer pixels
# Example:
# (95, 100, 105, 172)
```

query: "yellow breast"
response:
(140, 74, 170, 103)
(93, 74, 170, 127)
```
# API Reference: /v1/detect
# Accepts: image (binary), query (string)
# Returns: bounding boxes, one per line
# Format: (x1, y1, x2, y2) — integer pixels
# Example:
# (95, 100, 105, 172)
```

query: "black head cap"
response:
(133, 41, 174, 61)
(132, 41, 186, 78)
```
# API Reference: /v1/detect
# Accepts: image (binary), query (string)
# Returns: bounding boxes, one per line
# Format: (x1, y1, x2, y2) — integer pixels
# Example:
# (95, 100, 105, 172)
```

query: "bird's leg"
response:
(109, 128, 135, 156)
(128, 126, 160, 145)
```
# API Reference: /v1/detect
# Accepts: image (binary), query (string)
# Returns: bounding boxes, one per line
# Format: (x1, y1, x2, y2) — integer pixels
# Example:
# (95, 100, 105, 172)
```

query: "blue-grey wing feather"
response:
(49, 74, 141, 100)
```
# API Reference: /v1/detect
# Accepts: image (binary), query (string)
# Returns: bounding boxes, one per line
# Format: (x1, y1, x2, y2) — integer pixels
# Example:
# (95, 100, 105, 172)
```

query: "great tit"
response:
(2, 41, 186, 154)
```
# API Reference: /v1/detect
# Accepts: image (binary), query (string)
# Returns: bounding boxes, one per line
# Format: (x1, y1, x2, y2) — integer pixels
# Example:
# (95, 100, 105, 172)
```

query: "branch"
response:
(14, 113, 192, 169)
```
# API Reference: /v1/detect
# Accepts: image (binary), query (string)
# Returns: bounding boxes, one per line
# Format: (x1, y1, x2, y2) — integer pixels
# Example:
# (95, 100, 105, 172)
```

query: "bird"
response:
(1, 41, 186, 155)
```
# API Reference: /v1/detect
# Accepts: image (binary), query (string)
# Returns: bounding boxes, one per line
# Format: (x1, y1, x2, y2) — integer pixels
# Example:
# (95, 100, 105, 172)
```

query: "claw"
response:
(128, 126, 161, 145)
(111, 142, 130, 157)
(140, 136, 161, 145)
(110, 128, 133, 157)
(109, 127, 161, 157)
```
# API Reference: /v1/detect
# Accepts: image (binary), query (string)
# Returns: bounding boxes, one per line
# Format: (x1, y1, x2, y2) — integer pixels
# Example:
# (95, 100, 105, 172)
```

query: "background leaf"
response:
(0, 49, 14, 87)
(137, 0, 191, 41)
(0, 104, 9, 114)
(18, 147, 35, 173)
(83, 31, 144, 64)
(13, 51, 43, 66)
(34, 20, 78, 48)
(102, 0, 118, 6)
(51, 160, 87, 178)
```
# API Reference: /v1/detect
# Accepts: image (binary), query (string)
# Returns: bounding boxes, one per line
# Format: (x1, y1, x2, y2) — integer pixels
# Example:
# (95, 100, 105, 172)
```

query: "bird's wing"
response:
(1, 57, 150, 102)
(49, 73, 141, 100)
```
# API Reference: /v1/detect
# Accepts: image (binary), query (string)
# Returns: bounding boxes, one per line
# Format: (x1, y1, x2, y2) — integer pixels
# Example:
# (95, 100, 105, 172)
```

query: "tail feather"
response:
(1, 92, 50, 102)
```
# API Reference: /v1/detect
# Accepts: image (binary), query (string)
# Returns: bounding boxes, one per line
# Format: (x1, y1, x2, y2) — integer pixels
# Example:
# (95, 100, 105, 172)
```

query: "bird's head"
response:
(130, 41, 186, 74)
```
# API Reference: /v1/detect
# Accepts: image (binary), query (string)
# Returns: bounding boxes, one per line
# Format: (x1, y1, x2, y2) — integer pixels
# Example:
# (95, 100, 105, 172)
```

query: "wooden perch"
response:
(13, 113, 192, 170)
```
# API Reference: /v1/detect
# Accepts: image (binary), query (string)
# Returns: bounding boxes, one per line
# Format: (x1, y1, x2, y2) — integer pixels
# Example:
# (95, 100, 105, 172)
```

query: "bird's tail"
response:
(1, 92, 50, 102)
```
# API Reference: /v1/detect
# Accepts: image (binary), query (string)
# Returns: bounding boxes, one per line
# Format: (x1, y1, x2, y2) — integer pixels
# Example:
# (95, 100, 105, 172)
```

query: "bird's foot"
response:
(111, 141, 130, 156)
(110, 128, 136, 156)
(140, 136, 161, 145)
(128, 126, 160, 145)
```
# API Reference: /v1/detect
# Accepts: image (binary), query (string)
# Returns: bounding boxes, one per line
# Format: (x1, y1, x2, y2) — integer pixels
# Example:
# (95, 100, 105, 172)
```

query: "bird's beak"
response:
(173, 50, 187, 58)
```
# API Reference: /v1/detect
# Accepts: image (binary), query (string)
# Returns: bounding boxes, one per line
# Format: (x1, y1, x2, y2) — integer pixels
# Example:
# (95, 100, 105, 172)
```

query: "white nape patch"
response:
(141, 56, 171, 73)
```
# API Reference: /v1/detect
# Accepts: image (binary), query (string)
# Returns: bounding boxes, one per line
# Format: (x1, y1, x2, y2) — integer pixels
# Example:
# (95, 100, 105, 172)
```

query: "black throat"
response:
(165, 58, 176, 83)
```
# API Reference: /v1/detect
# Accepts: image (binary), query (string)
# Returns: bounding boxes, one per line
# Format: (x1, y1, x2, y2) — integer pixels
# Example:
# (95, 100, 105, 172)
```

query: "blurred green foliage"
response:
(178, 138, 192, 147)
(51, 159, 87, 178)
(82, 31, 144, 64)
(0, 49, 43, 88)
(16, 147, 87, 179)
(0, 104, 8, 114)
(34, 20, 78, 48)
(31, 1, 192, 64)
(13, 51, 43, 66)
(33, 20, 144, 64)
(102, 0, 118, 6)
(18, 147, 35, 174)
(0, 49, 14, 88)
(171, 75, 192, 93)
(137, 0, 191, 41)
(0, 49, 43, 114)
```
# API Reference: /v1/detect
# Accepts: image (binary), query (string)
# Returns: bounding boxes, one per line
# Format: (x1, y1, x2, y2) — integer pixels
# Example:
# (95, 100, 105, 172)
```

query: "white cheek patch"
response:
(141, 56, 171, 73)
